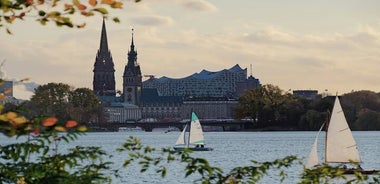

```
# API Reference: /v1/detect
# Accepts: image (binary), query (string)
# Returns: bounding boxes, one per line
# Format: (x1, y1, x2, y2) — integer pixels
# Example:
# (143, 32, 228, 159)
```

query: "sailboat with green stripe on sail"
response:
(173, 111, 213, 151)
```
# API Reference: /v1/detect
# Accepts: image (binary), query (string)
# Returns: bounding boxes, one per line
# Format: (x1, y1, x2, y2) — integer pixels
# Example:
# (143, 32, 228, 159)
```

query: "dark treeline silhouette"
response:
(236, 85, 380, 131)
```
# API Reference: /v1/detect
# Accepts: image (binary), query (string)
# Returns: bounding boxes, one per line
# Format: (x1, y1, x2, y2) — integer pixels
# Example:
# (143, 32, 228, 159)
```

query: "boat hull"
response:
(343, 169, 379, 175)
(173, 147, 213, 152)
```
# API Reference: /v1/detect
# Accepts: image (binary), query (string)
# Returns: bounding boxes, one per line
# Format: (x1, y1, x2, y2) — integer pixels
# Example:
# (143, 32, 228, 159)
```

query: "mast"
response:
(324, 109, 331, 163)
(187, 110, 192, 148)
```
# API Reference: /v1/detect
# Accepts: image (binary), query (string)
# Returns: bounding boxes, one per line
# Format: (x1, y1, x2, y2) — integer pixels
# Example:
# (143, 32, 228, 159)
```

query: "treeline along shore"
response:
(90, 89, 380, 132)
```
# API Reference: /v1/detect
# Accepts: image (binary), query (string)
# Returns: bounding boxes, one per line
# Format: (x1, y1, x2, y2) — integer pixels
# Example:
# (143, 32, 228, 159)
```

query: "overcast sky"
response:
(1, 0, 380, 99)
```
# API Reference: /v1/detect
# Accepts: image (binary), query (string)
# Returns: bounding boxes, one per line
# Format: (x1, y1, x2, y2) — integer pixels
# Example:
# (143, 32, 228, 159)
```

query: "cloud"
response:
(142, 24, 380, 93)
(242, 27, 297, 44)
(2, 12, 380, 100)
(130, 15, 174, 26)
(180, 0, 218, 12)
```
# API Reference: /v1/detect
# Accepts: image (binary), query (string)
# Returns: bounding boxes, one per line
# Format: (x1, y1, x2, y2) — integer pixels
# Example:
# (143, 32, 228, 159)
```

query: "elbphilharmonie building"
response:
(142, 64, 259, 98)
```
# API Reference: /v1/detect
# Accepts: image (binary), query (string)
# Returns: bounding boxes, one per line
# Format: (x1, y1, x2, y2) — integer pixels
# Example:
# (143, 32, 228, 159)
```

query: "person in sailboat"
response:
(195, 144, 204, 148)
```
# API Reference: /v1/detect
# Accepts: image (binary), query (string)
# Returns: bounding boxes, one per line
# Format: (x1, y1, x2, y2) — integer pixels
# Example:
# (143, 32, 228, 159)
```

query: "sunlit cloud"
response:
(180, 0, 218, 12)
(130, 15, 174, 26)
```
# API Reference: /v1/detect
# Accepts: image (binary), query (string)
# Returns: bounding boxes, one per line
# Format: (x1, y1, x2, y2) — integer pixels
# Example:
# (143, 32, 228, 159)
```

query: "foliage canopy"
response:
(29, 82, 101, 124)
(0, 0, 141, 34)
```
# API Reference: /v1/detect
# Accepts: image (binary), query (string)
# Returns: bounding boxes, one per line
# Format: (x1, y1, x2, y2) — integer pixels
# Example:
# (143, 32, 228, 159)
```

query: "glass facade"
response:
(142, 65, 247, 98)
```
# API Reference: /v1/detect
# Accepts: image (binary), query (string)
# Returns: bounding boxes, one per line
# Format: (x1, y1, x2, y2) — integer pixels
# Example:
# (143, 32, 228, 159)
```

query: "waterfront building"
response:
(236, 75, 261, 97)
(293, 90, 319, 100)
(142, 64, 256, 98)
(103, 102, 141, 123)
(140, 88, 183, 120)
(181, 97, 238, 120)
(0, 80, 13, 97)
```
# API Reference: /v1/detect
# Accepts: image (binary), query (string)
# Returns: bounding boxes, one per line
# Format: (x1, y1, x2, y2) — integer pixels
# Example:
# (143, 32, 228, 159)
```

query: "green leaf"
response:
(93, 7, 108, 14)
(160, 167, 166, 177)
(38, 10, 46, 16)
(112, 17, 120, 23)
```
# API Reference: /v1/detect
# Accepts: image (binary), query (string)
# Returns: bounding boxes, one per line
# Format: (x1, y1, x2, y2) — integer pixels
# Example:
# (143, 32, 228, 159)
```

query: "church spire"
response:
(100, 18, 109, 52)
(130, 28, 135, 52)
(93, 18, 116, 96)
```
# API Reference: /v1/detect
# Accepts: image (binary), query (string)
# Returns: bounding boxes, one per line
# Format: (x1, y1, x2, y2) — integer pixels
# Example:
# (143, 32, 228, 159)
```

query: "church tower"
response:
(123, 29, 142, 105)
(93, 19, 116, 96)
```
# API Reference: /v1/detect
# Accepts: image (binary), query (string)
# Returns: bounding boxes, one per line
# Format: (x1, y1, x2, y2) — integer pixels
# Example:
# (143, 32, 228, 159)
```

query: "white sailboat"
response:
(306, 96, 378, 174)
(173, 112, 213, 151)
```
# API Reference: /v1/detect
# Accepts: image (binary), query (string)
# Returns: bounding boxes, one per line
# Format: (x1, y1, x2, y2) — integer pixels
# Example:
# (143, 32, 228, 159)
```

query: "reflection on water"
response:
(1, 131, 379, 183)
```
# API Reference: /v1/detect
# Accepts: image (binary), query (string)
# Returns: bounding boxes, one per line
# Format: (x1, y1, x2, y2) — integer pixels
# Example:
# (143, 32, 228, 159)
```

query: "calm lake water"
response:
(2, 131, 380, 183)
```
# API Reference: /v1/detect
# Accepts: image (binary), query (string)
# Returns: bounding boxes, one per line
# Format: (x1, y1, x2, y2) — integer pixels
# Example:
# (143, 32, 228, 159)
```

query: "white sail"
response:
(305, 123, 324, 168)
(326, 97, 361, 163)
(175, 124, 187, 146)
(189, 112, 205, 145)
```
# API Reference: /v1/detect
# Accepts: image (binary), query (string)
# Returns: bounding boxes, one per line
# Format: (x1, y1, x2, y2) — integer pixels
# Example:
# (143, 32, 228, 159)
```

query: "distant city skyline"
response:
(1, 0, 380, 99)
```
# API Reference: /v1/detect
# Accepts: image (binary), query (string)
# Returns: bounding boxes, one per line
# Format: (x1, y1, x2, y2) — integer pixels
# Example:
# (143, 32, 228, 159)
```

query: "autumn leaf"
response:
(72, 0, 80, 6)
(78, 4, 87, 10)
(4, 16, 16, 23)
(0, 111, 18, 121)
(6, 28, 12, 35)
(16, 177, 26, 184)
(54, 126, 67, 132)
(64, 4, 73, 11)
(3, 88, 12, 94)
(46, 11, 61, 18)
(5, 112, 18, 120)
(13, 117, 27, 125)
(89, 0, 97, 7)
(52, 0, 58, 7)
(42, 117, 58, 127)
(77, 125, 88, 132)
(19, 12, 26, 19)
(53, 135, 60, 140)
(31, 129, 40, 135)
(111, 1, 123, 9)
(101, 0, 114, 5)
(65, 120, 78, 128)
(77, 23, 86, 28)
(81, 11, 94, 16)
